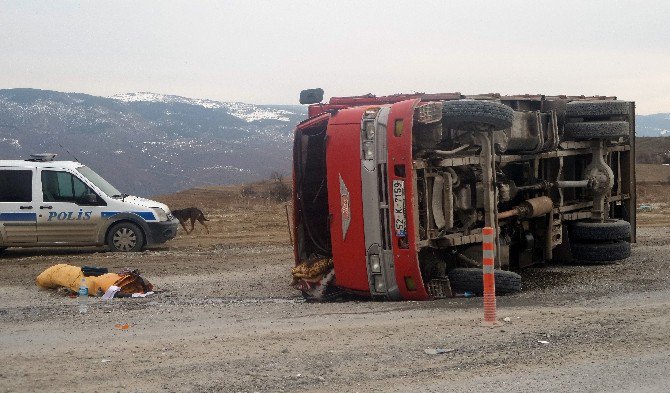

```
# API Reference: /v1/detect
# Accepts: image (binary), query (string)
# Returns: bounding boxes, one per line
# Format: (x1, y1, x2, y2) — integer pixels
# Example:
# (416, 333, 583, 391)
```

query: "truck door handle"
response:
(20, 205, 33, 209)
(40, 205, 53, 210)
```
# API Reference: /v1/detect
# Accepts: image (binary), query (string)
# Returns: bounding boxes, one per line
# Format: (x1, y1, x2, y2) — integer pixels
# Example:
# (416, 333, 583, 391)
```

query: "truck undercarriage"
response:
(292, 92, 635, 300)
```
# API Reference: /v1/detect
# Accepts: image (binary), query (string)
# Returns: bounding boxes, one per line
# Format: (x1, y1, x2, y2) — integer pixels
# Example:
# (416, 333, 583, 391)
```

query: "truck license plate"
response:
(392, 180, 407, 237)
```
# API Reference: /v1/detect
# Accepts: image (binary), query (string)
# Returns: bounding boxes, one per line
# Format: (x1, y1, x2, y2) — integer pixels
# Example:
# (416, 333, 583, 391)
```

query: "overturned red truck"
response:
(291, 90, 635, 300)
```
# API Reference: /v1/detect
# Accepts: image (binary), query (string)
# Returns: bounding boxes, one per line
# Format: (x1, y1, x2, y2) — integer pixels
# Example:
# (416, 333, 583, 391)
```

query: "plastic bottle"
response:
(454, 291, 474, 298)
(78, 277, 88, 314)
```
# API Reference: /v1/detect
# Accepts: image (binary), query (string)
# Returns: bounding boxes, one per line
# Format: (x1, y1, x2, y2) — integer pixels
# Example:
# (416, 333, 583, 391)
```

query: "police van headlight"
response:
(152, 208, 169, 221)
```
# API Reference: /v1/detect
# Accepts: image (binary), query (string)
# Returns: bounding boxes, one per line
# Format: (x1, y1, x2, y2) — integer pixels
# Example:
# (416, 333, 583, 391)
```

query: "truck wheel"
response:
(563, 121, 629, 140)
(566, 100, 630, 119)
(570, 219, 631, 242)
(107, 222, 145, 252)
(442, 100, 514, 132)
(570, 240, 631, 263)
(447, 268, 522, 295)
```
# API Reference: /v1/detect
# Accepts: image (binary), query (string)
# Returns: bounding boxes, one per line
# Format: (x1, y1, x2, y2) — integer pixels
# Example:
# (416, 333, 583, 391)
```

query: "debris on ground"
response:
(291, 257, 333, 287)
(291, 257, 336, 299)
(424, 348, 454, 355)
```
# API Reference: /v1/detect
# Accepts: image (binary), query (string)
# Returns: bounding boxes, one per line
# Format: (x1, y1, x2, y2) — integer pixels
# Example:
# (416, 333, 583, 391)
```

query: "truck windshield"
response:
(76, 166, 121, 197)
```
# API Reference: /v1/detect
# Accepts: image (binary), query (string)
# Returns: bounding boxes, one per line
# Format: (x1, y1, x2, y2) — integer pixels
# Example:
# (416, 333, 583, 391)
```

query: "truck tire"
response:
(107, 222, 145, 252)
(566, 100, 630, 118)
(442, 100, 514, 132)
(570, 240, 631, 263)
(563, 121, 629, 140)
(570, 219, 631, 242)
(447, 268, 521, 296)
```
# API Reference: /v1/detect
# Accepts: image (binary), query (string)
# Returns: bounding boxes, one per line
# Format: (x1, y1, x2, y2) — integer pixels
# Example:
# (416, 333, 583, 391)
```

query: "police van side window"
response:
(41, 171, 103, 205)
(0, 170, 32, 202)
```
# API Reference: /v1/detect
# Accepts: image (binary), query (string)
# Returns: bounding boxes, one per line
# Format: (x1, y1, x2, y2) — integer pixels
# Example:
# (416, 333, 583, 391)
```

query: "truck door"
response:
(36, 169, 105, 244)
(0, 167, 38, 244)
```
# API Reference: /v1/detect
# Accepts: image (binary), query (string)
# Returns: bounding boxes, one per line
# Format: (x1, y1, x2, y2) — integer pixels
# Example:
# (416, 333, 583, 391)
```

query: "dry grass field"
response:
(636, 164, 670, 227)
(154, 180, 294, 249)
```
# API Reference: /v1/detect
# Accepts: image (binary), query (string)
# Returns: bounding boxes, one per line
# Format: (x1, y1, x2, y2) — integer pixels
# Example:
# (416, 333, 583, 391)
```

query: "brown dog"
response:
(172, 207, 210, 234)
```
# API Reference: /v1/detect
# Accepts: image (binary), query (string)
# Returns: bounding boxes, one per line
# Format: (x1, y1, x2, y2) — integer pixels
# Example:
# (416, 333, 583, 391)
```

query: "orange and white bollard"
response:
(482, 227, 500, 326)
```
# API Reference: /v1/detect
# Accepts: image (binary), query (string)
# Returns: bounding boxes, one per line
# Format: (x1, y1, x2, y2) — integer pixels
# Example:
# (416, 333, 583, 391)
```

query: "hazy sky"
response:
(1, 0, 669, 114)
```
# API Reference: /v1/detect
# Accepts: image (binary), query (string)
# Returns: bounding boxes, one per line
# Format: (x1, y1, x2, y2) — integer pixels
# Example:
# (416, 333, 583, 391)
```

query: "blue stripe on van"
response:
(0, 212, 37, 222)
(101, 211, 156, 221)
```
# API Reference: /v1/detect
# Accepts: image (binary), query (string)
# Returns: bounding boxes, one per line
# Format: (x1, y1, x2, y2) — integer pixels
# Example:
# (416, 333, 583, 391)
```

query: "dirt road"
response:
(1, 192, 669, 392)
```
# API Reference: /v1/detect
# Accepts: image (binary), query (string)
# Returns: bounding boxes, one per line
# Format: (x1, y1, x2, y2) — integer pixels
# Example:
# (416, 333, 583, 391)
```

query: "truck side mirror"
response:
(299, 88, 324, 105)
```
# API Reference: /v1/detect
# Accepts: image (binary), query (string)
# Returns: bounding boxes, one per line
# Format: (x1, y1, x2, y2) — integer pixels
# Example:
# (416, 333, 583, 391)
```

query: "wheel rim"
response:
(112, 228, 137, 251)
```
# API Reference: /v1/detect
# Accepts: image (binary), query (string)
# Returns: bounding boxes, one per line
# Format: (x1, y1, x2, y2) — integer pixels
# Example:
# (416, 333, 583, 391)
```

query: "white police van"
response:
(0, 154, 179, 253)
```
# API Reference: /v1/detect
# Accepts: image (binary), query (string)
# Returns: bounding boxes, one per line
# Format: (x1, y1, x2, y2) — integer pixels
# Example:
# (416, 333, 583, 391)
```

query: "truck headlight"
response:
(151, 207, 169, 221)
(365, 121, 375, 139)
(374, 275, 385, 292)
(363, 141, 374, 160)
(370, 254, 381, 273)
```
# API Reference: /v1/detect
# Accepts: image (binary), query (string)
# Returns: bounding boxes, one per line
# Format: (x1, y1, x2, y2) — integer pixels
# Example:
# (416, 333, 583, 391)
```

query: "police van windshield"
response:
(76, 166, 122, 197)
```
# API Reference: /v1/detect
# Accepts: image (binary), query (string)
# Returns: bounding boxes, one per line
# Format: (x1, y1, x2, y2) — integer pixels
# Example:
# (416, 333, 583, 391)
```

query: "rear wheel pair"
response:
(564, 100, 631, 140)
(569, 219, 631, 264)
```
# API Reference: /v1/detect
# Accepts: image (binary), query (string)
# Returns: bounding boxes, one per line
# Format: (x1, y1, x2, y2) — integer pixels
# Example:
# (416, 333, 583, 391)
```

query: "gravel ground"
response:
(0, 226, 669, 392)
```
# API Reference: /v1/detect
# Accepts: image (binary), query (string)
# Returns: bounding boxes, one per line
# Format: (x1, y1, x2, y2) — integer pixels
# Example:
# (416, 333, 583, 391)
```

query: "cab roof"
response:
(0, 160, 84, 169)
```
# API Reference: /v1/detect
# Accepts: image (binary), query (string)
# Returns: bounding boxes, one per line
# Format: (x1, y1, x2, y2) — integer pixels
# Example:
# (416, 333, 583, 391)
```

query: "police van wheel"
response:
(107, 222, 145, 252)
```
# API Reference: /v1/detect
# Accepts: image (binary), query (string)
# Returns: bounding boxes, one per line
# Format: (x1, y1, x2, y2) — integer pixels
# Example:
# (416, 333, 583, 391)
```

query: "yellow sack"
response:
(36, 264, 122, 297)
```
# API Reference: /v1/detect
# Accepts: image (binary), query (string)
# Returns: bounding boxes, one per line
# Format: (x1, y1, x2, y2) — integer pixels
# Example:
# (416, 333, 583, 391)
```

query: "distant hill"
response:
(636, 113, 670, 137)
(1, 88, 668, 195)
(0, 88, 306, 195)
(636, 136, 670, 164)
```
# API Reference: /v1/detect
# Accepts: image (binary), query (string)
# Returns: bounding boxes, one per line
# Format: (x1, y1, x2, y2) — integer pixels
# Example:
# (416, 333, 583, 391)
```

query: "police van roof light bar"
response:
(28, 153, 58, 162)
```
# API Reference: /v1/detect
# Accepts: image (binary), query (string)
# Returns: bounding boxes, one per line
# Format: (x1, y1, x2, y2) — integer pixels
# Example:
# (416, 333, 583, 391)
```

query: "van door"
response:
(0, 168, 38, 244)
(36, 169, 105, 244)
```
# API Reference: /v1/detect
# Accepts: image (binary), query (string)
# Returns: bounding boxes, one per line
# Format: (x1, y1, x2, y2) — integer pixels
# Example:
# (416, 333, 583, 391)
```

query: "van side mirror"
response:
(299, 88, 324, 105)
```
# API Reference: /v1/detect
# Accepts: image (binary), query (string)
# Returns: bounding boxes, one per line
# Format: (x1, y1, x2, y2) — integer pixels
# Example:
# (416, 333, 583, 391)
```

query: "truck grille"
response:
(378, 163, 392, 251)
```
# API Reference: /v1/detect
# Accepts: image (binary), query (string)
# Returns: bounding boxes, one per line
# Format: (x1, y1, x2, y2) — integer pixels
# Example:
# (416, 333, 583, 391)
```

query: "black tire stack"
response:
(569, 219, 631, 264)
(564, 100, 631, 140)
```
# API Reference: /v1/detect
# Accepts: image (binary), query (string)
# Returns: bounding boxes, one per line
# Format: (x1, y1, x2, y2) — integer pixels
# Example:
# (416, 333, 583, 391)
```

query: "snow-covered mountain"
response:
(0, 88, 306, 195)
(110, 92, 297, 122)
(636, 113, 670, 137)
